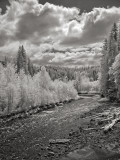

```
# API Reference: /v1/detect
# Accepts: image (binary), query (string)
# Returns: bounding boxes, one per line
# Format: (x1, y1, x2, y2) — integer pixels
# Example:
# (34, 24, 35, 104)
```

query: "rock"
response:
(29, 110, 33, 115)
(49, 139, 70, 144)
(69, 129, 76, 136)
(43, 106, 48, 110)
(59, 102, 63, 106)
(49, 103, 56, 108)
(67, 146, 98, 160)
(46, 146, 52, 151)
(59, 105, 63, 108)
(41, 146, 46, 150)
(105, 143, 118, 151)
(43, 110, 55, 114)
(48, 151, 55, 156)
(56, 102, 60, 106)
(97, 120, 103, 125)
(68, 99, 73, 103)
(98, 98, 109, 103)
(34, 109, 39, 114)
(61, 146, 120, 160)
(69, 132, 73, 136)
(63, 100, 68, 104)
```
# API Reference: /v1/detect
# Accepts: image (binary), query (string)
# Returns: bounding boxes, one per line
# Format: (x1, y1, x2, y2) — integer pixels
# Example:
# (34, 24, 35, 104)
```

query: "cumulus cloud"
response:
(0, 0, 79, 45)
(61, 7, 120, 46)
(0, 0, 120, 66)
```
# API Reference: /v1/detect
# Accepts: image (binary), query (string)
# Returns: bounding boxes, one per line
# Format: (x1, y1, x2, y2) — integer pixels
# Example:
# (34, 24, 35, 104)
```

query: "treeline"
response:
(45, 66, 100, 93)
(46, 65, 100, 81)
(0, 46, 77, 115)
(1, 50, 100, 83)
(100, 22, 120, 101)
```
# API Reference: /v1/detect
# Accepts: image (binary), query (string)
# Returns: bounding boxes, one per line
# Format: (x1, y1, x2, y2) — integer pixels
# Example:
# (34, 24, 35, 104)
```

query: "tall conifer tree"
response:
(100, 39, 109, 97)
(16, 45, 34, 76)
(16, 45, 28, 74)
(107, 23, 118, 100)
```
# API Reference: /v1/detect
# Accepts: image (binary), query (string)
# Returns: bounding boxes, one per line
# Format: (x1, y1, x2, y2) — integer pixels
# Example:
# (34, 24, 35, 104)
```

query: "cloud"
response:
(0, 0, 79, 46)
(61, 7, 120, 46)
(0, 0, 120, 66)
(47, 49, 102, 66)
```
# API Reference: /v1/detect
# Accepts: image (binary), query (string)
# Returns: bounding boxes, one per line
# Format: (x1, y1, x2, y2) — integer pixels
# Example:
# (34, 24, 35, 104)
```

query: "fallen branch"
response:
(97, 117, 113, 125)
(103, 117, 120, 133)
(49, 139, 70, 144)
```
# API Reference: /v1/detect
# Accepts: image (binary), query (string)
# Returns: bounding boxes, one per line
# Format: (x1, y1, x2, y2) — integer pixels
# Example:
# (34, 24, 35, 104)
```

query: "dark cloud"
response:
(15, 11, 60, 42)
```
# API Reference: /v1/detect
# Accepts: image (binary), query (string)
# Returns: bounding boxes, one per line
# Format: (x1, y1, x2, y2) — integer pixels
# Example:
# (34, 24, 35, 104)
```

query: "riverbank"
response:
(0, 96, 120, 160)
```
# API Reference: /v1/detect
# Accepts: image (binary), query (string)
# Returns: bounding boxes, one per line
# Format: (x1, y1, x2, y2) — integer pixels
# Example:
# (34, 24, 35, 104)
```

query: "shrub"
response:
(74, 72, 100, 93)
(0, 64, 78, 115)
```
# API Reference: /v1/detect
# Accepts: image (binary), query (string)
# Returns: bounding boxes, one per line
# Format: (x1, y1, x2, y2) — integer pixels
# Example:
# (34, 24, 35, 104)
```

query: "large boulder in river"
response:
(61, 146, 120, 160)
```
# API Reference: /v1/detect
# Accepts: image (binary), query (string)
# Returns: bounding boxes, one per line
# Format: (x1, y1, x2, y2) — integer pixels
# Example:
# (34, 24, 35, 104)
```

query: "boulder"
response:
(98, 98, 109, 103)
(61, 146, 120, 160)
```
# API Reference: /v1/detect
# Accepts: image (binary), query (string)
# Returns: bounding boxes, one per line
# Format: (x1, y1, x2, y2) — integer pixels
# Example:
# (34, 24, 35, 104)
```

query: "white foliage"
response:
(0, 64, 78, 115)
(0, 63, 20, 114)
(112, 53, 120, 97)
(74, 71, 99, 93)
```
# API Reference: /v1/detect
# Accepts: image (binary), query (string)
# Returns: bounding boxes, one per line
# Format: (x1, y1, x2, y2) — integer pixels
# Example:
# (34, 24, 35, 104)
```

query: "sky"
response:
(0, 0, 120, 66)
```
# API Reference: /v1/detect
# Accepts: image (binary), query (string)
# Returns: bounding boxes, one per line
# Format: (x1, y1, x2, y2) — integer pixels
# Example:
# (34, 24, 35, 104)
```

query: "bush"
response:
(74, 72, 100, 93)
(0, 64, 78, 115)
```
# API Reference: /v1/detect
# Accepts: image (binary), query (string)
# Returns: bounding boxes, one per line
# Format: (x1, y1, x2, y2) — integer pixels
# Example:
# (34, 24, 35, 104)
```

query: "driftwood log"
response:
(103, 117, 120, 133)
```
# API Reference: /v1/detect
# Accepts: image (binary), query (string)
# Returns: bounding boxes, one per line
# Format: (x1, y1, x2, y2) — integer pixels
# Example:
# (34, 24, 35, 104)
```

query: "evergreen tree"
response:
(16, 45, 34, 76)
(28, 57, 34, 77)
(4, 56, 8, 67)
(107, 68, 117, 101)
(100, 39, 109, 97)
(107, 23, 119, 100)
(16, 45, 28, 74)
(118, 21, 120, 51)
(108, 23, 118, 66)
(112, 23, 118, 41)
